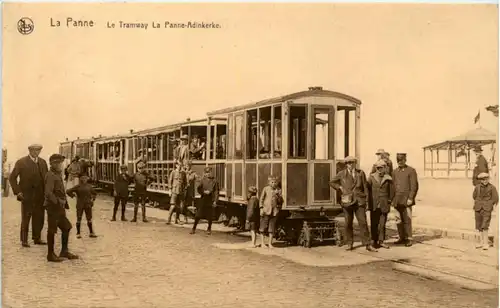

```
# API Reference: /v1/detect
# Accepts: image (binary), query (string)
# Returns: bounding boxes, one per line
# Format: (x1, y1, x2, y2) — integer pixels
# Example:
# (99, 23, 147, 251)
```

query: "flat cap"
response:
(344, 156, 357, 162)
(204, 167, 212, 173)
(375, 159, 387, 167)
(376, 149, 386, 155)
(477, 172, 490, 179)
(49, 154, 65, 163)
(137, 161, 146, 168)
(28, 144, 43, 150)
(248, 186, 257, 194)
(180, 134, 189, 140)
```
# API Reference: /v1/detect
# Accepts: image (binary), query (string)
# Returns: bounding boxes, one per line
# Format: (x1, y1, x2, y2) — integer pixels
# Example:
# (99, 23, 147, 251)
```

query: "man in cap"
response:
(45, 154, 78, 262)
(392, 153, 419, 247)
(371, 149, 394, 175)
(167, 162, 187, 224)
(190, 166, 219, 235)
(472, 146, 489, 186)
(131, 161, 155, 223)
(367, 159, 394, 249)
(112, 165, 132, 221)
(330, 156, 377, 252)
(473, 172, 498, 250)
(9, 144, 49, 247)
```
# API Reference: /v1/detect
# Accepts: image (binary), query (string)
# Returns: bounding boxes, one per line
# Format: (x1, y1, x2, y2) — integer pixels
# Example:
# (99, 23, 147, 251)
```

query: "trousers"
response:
(342, 203, 370, 245)
(20, 199, 45, 243)
(369, 209, 388, 242)
(395, 206, 413, 240)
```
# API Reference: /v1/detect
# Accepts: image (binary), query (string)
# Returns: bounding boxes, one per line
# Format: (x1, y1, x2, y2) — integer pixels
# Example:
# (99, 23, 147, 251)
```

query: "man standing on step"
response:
(392, 153, 419, 247)
(9, 144, 49, 247)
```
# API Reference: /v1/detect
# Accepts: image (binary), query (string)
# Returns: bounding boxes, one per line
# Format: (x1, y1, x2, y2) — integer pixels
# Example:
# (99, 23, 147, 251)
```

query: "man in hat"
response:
(45, 154, 78, 262)
(9, 144, 49, 247)
(392, 153, 419, 247)
(177, 135, 190, 165)
(330, 156, 377, 252)
(190, 167, 219, 235)
(131, 161, 155, 222)
(371, 149, 394, 175)
(184, 161, 197, 216)
(65, 156, 82, 189)
(167, 162, 187, 224)
(472, 146, 489, 186)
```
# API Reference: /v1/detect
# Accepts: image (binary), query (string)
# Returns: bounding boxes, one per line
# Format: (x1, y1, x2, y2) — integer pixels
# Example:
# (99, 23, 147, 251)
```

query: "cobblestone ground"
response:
(2, 196, 498, 308)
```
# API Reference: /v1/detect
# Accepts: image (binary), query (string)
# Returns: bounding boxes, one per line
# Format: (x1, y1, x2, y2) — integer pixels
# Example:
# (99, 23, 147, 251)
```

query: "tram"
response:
(59, 86, 361, 247)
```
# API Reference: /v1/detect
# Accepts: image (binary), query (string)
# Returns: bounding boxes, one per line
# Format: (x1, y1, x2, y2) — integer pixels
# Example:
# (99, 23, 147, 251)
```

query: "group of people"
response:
(330, 150, 419, 252)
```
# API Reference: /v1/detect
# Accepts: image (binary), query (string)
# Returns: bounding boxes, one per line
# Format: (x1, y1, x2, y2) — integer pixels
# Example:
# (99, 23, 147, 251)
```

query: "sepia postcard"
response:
(1, 2, 499, 308)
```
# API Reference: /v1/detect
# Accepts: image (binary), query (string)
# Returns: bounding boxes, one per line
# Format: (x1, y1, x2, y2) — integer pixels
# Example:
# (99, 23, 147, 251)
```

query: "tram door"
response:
(309, 105, 335, 206)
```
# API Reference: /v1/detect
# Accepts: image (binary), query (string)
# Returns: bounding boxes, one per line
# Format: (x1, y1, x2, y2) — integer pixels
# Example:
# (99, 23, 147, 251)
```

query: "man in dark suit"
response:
(330, 156, 377, 252)
(392, 153, 419, 247)
(9, 144, 49, 247)
(472, 146, 489, 186)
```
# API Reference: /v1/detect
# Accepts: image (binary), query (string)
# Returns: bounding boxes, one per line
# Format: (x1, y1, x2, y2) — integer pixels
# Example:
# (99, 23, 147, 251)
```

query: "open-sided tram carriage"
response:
(59, 86, 361, 247)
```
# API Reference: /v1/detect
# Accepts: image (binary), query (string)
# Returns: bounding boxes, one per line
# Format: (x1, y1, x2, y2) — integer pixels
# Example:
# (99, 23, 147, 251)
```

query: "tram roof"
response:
(207, 87, 362, 116)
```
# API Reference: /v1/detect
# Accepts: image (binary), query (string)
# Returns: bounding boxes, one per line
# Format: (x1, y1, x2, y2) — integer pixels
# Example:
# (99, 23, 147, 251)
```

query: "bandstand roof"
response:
(423, 127, 497, 150)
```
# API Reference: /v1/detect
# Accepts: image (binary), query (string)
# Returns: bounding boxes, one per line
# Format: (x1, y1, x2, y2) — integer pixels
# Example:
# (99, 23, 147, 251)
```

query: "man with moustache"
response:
(392, 153, 419, 247)
(9, 144, 49, 247)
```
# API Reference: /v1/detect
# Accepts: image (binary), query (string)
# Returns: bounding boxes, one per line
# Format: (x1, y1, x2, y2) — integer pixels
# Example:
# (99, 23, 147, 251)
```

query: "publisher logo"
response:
(18, 17, 34, 35)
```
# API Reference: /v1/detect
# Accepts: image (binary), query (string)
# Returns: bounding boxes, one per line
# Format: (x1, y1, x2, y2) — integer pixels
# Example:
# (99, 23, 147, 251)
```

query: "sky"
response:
(2, 3, 498, 172)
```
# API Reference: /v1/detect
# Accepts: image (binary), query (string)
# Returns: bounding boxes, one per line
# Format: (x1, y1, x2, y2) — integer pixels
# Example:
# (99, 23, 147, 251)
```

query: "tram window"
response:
(336, 107, 356, 159)
(288, 106, 307, 158)
(190, 127, 207, 160)
(234, 114, 244, 159)
(259, 107, 272, 159)
(273, 106, 282, 158)
(215, 125, 227, 159)
(246, 110, 258, 159)
(313, 111, 329, 160)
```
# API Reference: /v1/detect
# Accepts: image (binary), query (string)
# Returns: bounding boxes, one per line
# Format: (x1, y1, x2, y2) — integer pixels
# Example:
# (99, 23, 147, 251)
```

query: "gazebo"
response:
(423, 127, 497, 178)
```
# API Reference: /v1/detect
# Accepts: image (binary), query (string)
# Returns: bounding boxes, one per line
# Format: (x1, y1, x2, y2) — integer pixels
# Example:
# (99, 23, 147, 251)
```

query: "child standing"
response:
(132, 161, 155, 223)
(473, 173, 499, 250)
(246, 186, 259, 247)
(66, 174, 98, 239)
(259, 176, 283, 248)
(113, 165, 131, 221)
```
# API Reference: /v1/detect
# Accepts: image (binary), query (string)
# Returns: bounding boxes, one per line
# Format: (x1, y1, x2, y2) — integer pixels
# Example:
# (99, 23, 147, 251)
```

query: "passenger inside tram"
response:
(190, 135, 205, 160)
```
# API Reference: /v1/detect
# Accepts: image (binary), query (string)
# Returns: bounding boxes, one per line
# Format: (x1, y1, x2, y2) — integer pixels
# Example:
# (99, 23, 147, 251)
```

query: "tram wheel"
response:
(297, 223, 312, 248)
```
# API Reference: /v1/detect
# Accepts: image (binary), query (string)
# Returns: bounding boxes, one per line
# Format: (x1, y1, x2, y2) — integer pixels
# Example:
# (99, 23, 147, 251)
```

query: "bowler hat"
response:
(49, 154, 65, 164)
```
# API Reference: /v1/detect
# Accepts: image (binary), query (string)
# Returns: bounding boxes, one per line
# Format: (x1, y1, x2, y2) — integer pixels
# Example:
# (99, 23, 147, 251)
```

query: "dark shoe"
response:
(378, 242, 390, 249)
(131, 218, 137, 222)
(405, 240, 413, 247)
(34, 240, 47, 245)
(142, 218, 149, 223)
(345, 244, 354, 251)
(189, 230, 195, 235)
(47, 253, 64, 262)
(76, 234, 82, 239)
(206, 230, 212, 235)
(121, 217, 128, 221)
(89, 233, 98, 238)
(22, 242, 30, 248)
(394, 239, 406, 245)
(366, 245, 378, 252)
(111, 217, 116, 221)
(59, 251, 79, 260)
